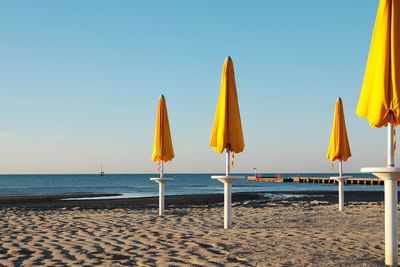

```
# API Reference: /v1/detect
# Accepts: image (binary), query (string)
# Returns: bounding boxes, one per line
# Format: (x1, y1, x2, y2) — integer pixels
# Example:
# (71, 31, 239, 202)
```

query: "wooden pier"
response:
(247, 176, 398, 185)
(291, 177, 388, 185)
(247, 176, 290, 183)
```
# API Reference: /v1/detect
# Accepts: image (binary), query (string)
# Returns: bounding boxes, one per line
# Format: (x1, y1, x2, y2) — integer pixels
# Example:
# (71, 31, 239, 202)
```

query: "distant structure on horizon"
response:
(100, 164, 105, 176)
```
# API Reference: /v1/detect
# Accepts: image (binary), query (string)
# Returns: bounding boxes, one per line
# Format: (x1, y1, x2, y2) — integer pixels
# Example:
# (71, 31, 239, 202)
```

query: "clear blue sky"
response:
(0, 1, 388, 174)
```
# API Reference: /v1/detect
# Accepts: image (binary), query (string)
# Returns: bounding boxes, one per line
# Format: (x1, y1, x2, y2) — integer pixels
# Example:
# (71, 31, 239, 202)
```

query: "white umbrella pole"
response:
(385, 178, 397, 266)
(159, 161, 165, 216)
(338, 180, 344, 212)
(226, 146, 230, 176)
(385, 123, 398, 266)
(224, 146, 232, 229)
(338, 161, 344, 212)
(388, 123, 395, 167)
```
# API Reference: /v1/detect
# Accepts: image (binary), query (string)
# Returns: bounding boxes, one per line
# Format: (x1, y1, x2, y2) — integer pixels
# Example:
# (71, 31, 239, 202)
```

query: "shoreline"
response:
(0, 190, 389, 210)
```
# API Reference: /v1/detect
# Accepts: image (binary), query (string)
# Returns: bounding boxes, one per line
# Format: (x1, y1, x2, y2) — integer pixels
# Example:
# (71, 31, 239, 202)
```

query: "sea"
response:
(0, 173, 385, 198)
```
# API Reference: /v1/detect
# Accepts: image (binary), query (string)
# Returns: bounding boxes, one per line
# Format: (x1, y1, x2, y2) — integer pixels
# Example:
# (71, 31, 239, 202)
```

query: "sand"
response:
(0, 193, 394, 266)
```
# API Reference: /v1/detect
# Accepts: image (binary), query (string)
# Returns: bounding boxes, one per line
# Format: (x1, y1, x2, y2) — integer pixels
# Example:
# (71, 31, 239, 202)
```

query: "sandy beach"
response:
(0, 192, 394, 266)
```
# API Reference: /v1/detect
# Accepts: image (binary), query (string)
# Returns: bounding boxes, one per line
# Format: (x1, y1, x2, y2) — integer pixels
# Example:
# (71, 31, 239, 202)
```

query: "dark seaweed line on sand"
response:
(0, 191, 389, 210)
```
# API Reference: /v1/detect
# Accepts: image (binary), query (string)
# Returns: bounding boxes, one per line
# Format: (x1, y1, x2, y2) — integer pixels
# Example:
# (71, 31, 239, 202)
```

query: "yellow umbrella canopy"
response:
(327, 98, 352, 162)
(356, 0, 400, 127)
(151, 95, 174, 162)
(210, 57, 244, 154)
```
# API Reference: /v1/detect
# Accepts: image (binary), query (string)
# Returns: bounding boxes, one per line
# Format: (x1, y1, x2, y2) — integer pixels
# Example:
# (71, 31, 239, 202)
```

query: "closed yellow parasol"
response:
(356, 0, 400, 128)
(327, 97, 352, 212)
(150, 95, 174, 216)
(327, 97, 352, 164)
(356, 1, 400, 265)
(210, 57, 245, 229)
(152, 95, 174, 166)
(210, 56, 244, 156)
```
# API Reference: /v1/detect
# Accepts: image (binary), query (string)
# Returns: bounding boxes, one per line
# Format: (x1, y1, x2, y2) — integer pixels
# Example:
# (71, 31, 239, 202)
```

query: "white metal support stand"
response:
(212, 146, 244, 229)
(385, 177, 398, 266)
(331, 161, 351, 212)
(150, 161, 173, 216)
(338, 178, 344, 211)
(362, 123, 400, 266)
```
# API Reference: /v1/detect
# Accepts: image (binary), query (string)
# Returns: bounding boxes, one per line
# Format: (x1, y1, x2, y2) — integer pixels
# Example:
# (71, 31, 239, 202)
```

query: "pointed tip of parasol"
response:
(226, 56, 232, 61)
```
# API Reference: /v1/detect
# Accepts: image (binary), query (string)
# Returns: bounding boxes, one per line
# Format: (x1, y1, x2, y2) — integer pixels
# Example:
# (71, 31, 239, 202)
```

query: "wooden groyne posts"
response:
(247, 176, 395, 185)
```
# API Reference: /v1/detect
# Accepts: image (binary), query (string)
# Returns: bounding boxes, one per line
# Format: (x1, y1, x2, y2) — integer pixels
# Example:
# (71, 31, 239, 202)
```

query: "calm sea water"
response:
(0, 173, 383, 198)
